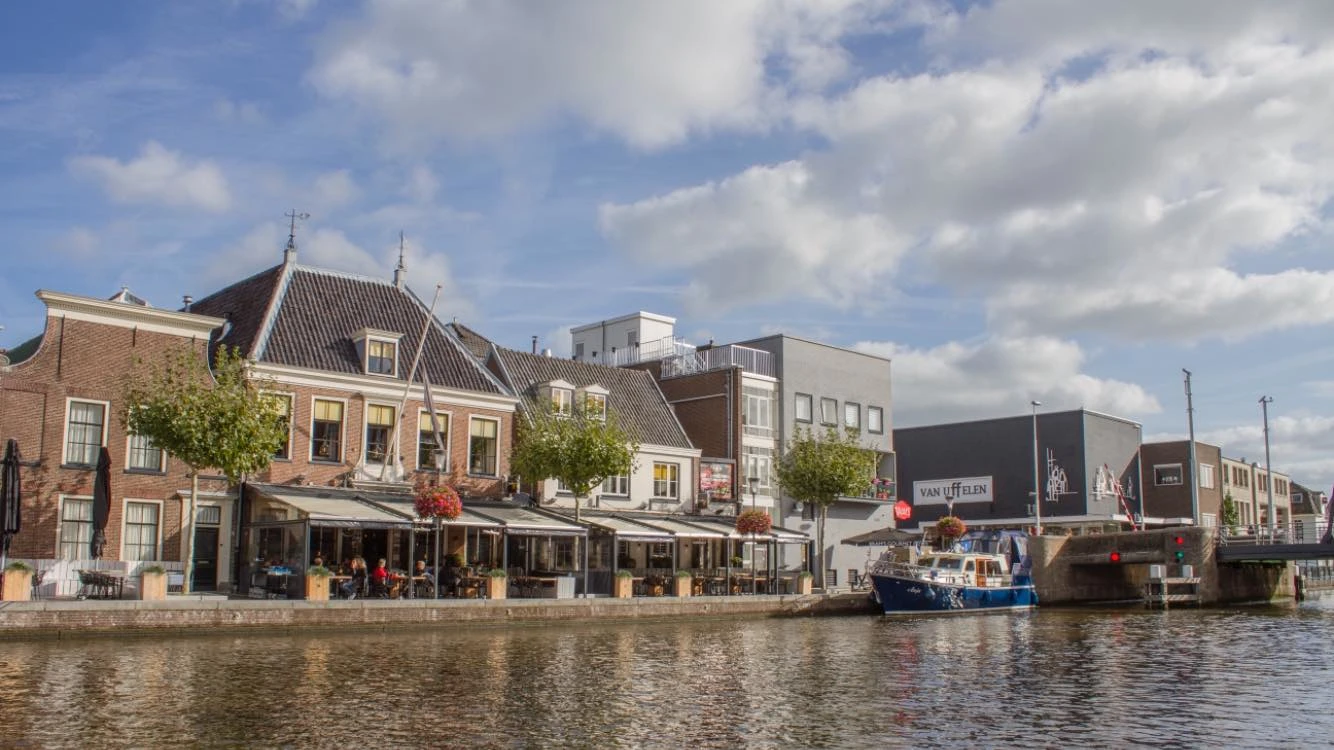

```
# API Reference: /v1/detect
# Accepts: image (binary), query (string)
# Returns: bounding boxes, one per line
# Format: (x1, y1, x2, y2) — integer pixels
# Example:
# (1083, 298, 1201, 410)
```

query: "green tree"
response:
(774, 426, 878, 588)
(510, 400, 637, 522)
(123, 345, 288, 594)
(1221, 491, 1239, 532)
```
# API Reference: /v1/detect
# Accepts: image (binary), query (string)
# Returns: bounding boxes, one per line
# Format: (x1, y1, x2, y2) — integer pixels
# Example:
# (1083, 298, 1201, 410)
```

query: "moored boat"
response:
(867, 532, 1036, 615)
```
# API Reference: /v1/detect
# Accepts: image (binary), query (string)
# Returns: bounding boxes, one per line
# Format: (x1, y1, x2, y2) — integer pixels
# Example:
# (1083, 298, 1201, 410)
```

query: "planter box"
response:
(139, 571, 168, 601)
(673, 576, 692, 597)
(305, 575, 330, 602)
(613, 576, 633, 598)
(487, 577, 507, 600)
(796, 576, 813, 595)
(2, 570, 32, 601)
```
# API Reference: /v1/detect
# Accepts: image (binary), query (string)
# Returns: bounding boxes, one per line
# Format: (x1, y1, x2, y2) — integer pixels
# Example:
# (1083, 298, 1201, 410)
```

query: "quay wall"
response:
(1032, 528, 1294, 605)
(0, 593, 877, 640)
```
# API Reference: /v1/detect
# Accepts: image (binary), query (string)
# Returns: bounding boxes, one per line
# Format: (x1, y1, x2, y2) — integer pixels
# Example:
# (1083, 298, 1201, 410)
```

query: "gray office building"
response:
(894, 409, 1143, 535)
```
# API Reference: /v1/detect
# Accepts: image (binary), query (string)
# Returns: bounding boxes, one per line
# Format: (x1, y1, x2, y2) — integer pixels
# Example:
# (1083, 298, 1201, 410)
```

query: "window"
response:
(311, 399, 344, 462)
(868, 406, 884, 434)
(469, 417, 499, 476)
(417, 410, 450, 470)
(584, 392, 607, 419)
(127, 432, 165, 472)
(742, 447, 773, 492)
(268, 394, 293, 459)
(794, 393, 813, 423)
(552, 388, 573, 415)
(627, 330, 638, 347)
(1153, 464, 1183, 486)
(367, 339, 397, 376)
(65, 399, 106, 466)
(58, 497, 92, 560)
(601, 474, 629, 496)
(365, 404, 396, 463)
(743, 387, 773, 437)
(123, 501, 160, 561)
(196, 505, 222, 525)
(556, 478, 573, 494)
(1199, 463, 1215, 490)
(844, 402, 861, 431)
(820, 398, 837, 426)
(574, 342, 585, 358)
(653, 462, 679, 498)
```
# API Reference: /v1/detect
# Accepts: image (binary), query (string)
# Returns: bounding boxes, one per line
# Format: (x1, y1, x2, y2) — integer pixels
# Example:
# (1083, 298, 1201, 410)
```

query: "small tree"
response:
(774, 426, 877, 588)
(510, 400, 637, 522)
(1221, 492, 1239, 533)
(123, 345, 287, 594)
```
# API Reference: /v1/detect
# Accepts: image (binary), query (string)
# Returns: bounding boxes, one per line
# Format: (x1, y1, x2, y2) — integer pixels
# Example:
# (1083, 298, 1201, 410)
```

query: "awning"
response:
(768, 525, 811, 544)
(582, 515, 673, 542)
(469, 504, 587, 537)
(263, 491, 411, 530)
(841, 527, 920, 546)
(674, 516, 772, 541)
(362, 497, 502, 528)
(626, 515, 728, 539)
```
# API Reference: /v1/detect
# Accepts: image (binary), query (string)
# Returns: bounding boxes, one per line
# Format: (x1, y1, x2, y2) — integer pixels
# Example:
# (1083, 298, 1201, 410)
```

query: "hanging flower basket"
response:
(735, 509, 772, 536)
(935, 515, 966, 541)
(414, 484, 463, 520)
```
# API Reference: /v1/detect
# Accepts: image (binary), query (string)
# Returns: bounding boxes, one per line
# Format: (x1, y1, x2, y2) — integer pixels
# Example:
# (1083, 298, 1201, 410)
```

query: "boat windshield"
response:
(929, 557, 964, 571)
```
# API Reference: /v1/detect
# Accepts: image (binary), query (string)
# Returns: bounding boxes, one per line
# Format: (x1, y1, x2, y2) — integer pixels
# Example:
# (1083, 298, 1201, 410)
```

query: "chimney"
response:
(393, 231, 407, 289)
(182, 295, 193, 312)
(542, 348, 553, 357)
(532, 335, 538, 354)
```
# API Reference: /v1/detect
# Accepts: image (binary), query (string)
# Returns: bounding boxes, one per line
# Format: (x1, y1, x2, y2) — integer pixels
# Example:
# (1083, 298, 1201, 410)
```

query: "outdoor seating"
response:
(75, 569, 124, 600)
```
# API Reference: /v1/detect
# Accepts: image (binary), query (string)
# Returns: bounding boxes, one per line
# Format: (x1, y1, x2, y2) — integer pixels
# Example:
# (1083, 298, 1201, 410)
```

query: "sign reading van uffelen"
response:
(913, 476, 994, 505)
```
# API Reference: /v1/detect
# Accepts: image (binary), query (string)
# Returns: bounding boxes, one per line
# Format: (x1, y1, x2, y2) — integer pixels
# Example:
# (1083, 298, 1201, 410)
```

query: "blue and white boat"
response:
(867, 532, 1037, 615)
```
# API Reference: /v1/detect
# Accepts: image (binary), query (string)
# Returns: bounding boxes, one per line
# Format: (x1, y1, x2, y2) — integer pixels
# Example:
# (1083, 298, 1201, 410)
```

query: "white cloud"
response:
(853, 335, 1161, 427)
(213, 98, 264, 125)
(277, 0, 318, 21)
(50, 227, 100, 260)
(311, 169, 360, 209)
(404, 165, 438, 205)
(1190, 413, 1334, 493)
(70, 141, 232, 212)
(308, 0, 898, 149)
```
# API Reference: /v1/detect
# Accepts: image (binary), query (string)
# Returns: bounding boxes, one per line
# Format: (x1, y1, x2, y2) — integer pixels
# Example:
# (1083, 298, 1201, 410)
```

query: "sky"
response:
(1, 1, 1332, 495)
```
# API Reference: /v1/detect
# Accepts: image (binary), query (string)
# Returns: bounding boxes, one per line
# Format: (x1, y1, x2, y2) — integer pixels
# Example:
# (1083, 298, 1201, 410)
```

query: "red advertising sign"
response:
(893, 500, 912, 522)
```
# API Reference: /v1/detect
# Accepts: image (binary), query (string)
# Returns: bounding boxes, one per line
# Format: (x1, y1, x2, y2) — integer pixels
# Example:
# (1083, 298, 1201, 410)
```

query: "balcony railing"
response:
(596, 335, 696, 367)
(661, 344, 775, 378)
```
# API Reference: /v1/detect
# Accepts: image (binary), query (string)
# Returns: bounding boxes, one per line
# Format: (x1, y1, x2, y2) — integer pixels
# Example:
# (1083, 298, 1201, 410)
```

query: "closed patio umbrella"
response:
(91, 446, 112, 559)
(0, 438, 21, 569)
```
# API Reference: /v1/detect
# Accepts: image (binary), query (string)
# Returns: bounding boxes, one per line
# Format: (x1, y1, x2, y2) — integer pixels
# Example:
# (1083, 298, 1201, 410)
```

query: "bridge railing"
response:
(1216, 521, 1332, 547)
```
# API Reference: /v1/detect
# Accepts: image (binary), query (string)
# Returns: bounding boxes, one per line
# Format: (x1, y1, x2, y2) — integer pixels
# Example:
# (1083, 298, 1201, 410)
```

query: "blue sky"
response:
(2, 0, 1333, 493)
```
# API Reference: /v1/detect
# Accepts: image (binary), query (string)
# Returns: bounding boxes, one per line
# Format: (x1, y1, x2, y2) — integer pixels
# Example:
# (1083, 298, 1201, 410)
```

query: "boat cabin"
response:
(915, 552, 1013, 588)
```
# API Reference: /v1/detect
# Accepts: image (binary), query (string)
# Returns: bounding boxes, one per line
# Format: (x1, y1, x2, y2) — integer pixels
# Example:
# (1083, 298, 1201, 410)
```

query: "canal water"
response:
(4, 598, 1333, 748)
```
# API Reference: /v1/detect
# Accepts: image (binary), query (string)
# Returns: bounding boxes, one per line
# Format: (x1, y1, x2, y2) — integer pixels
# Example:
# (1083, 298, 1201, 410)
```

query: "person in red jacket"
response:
(370, 558, 390, 596)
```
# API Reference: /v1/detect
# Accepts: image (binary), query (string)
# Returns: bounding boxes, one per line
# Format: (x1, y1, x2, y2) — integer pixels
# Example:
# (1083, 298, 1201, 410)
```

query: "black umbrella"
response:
(91, 446, 112, 559)
(840, 526, 921, 546)
(1, 438, 21, 568)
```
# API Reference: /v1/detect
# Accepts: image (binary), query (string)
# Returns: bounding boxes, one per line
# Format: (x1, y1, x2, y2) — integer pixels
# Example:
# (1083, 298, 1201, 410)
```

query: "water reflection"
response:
(4, 598, 1334, 748)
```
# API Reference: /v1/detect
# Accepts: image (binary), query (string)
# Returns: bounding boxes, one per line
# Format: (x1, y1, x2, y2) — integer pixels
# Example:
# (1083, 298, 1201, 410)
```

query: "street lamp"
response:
(747, 476, 759, 595)
(1260, 396, 1275, 540)
(1031, 401, 1043, 536)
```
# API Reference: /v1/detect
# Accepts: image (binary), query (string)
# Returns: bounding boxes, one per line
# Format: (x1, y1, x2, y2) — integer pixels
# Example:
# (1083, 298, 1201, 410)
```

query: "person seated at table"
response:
(311, 555, 324, 569)
(441, 558, 463, 597)
(341, 557, 366, 599)
(370, 558, 390, 597)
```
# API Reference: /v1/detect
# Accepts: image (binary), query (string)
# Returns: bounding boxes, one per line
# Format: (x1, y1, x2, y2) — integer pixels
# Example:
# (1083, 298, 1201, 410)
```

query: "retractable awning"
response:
(674, 516, 773, 541)
(768, 525, 811, 545)
(625, 515, 728, 539)
(470, 504, 587, 537)
(362, 497, 502, 529)
(263, 491, 411, 530)
(582, 515, 673, 542)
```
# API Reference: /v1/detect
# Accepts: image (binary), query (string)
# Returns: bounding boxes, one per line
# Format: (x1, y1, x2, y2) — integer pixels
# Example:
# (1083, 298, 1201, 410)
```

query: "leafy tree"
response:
(774, 426, 878, 588)
(1221, 492, 1239, 532)
(123, 345, 288, 594)
(510, 400, 637, 522)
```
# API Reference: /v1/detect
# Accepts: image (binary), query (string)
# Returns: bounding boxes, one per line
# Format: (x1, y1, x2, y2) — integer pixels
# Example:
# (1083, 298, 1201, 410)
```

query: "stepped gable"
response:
(494, 347, 692, 450)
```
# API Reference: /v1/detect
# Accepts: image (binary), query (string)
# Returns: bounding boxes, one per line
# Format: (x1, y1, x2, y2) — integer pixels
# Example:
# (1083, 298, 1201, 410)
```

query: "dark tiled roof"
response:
(191, 263, 508, 396)
(492, 347, 693, 450)
(190, 264, 285, 357)
(446, 321, 493, 360)
(4, 334, 42, 365)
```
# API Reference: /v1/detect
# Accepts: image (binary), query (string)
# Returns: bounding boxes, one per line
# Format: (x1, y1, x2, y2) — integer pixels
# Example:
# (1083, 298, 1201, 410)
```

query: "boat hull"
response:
(870, 573, 1037, 615)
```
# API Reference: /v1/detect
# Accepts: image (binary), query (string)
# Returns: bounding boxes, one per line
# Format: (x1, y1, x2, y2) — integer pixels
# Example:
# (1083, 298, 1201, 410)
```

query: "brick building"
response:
(0, 289, 231, 588)
(1139, 440, 1223, 527)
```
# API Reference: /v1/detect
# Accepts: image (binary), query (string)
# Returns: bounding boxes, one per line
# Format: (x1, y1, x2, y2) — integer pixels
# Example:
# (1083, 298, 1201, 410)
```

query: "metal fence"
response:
(13, 558, 186, 598)
(1215, 521, 1332, 546)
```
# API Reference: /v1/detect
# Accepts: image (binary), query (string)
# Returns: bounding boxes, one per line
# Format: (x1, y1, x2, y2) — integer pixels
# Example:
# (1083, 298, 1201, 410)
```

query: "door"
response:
(193, 527, 220, 591)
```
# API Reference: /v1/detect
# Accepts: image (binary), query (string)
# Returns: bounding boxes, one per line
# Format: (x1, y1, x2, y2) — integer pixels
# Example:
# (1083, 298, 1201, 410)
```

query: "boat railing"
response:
(870, 559, 1021, 588)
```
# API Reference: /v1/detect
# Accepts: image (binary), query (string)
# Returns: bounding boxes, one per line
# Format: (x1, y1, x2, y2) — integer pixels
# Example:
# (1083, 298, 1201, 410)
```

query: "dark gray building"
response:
(894, 409, 1143, 535)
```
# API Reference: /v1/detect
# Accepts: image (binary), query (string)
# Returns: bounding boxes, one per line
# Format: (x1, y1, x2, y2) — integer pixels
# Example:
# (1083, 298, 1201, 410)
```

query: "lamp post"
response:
(1031, 401, 1043, 536)
(1260, 396, 1274, 540)
(748, 476, 759, 595)
(1184, 369, 1199, 526)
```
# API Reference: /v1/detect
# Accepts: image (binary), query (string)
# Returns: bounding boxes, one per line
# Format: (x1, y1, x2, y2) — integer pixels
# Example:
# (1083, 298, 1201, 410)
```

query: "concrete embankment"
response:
(0, 593, 878, 640)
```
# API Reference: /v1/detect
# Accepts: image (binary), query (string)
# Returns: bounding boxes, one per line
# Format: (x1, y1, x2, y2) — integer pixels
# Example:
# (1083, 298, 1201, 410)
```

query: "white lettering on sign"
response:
(912, 476, 994, 505)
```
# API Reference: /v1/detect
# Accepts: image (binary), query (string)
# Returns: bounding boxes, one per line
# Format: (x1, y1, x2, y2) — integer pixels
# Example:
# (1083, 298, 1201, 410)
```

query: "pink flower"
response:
(414, 485, 463, 520)
(735, 509, 773, 536)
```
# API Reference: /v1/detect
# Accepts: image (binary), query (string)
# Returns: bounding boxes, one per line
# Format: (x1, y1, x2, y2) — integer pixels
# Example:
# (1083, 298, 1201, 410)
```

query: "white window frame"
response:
(416, 409, 452, 471)
(584, 392, 607, 420)
(265, 392, 295, 461)
(552, 387, 573, 415)
(468, 415, 501, 477)
(742, 449, 773, 493)
(125, 431, 166, 473)
(820, 397, 838, 426)
(57, 495, 93, 561)
(868, 406, 884, 434)
(309, 396, 349, 464)
(844, 402, 861, 431)
(121, 498, 163, 562)
(1199, 463, 1216, 490)
(653, 462, 680, 499)
(63, 397, 110, 467)
(365, 337, 399, 378)
(1153, 463, 1183, 487)
(794, 393, 813, 424)
(600, 474, 630, 496)
(362, 401, 398, 466)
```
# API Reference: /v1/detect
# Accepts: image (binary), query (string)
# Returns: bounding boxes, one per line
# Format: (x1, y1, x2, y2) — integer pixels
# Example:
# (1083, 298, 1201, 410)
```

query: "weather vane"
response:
(284, 209, 310, 251)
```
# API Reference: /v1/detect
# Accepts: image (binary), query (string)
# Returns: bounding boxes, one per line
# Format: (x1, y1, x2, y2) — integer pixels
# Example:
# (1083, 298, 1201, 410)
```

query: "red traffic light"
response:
(1173, 535, 1185, 545)
(1109, 551, 1122, 563)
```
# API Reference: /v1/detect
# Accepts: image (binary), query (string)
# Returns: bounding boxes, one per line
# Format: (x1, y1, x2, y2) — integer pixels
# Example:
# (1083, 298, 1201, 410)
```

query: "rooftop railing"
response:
(661, 344, 775, 378)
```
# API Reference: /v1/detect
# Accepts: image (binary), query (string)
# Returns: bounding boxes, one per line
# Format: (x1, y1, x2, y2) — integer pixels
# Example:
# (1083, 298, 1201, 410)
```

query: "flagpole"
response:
(381, 283, 443, 482)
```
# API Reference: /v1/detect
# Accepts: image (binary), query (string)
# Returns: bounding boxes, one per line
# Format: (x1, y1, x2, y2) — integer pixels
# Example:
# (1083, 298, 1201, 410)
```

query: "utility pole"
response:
(1184, 369, 1199, 526)
(1031, 401, 1042, 536)
(1260, 396, 1275, 539)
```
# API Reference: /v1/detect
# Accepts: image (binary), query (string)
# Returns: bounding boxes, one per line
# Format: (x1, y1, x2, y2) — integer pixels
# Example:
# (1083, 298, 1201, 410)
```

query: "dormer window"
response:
(552, 388, 573, 415)
(578, 384, 609, 420)
(353, 328, 404, 378)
